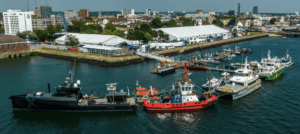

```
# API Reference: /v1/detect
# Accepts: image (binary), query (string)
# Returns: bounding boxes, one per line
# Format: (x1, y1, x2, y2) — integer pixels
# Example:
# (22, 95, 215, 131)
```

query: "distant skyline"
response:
(1, 0, 299, 13)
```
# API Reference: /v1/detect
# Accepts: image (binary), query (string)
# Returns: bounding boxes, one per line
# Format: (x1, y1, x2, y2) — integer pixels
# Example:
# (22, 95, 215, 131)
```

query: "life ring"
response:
(89, 98, 92, 101)
(27, 93, 30, 96)
(120, 102, 123, 104)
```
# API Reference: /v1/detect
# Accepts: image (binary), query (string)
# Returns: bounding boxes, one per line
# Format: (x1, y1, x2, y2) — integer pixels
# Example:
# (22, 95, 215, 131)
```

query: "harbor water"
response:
(0, 37, 299, 133)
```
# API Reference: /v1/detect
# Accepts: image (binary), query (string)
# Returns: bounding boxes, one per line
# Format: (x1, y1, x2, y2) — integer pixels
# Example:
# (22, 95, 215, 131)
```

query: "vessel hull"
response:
(218, 81, 261, 100)
(263, 68, 285, 80)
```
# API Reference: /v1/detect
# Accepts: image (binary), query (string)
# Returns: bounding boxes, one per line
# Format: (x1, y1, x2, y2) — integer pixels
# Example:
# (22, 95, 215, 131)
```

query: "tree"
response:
(65, 35, 79, 46)
(85, 17, 93, 21)
(55, 24, 62, 33)
(168, 19, 177, 27)
(270, 18, 277, 24)
(132, 30, 144, 41)
(102, 29, 114, 35)
(212, 20, 217, 24)
(151, 30, 158, 38)
(83, 28, 96, 34)
(16, 32, 27, 39)
(72, 21, 84, 30)
(120, 25, 127, 28)
(163, 34, 169, 41)
(46, 25, 55, 35)
(158, 30, 164, 41)
(179, 16, 186, 21)
(140, 23, 151, 33)
(95, 24, 103, 33)
(163, 22, 169, 27)
(151, 18, 162, 28)
(113, 30, 126, 38)
(182, 18, 193, 26)
(144, 32, 152, 42)
(104, 23, 116, 32)
(34, 29, 49, 41)
(228, 19, 236, 26)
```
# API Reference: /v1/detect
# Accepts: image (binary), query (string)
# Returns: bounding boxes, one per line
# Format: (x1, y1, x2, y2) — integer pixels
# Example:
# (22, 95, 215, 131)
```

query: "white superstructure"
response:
(3, 9, 34, 35)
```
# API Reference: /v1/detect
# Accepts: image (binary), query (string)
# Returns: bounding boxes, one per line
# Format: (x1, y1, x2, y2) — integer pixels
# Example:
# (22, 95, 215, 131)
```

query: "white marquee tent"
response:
(56, 33, 129, 47)
(156, 25, 229, 41)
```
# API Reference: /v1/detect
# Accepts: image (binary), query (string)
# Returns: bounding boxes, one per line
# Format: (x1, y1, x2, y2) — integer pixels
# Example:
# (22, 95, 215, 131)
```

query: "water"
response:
(1, 37, 300, 133)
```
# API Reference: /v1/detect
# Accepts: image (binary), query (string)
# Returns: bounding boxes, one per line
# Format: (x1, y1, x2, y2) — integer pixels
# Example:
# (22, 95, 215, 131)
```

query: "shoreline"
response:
(0, 33, 269, 67)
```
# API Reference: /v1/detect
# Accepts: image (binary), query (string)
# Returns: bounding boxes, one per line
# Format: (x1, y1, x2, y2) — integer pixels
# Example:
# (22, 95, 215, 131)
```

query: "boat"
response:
(201, 57, 220, 64)
(202, 77, 221, 91)
(256, 50, 285, 80)
(216, 57, 262, 100)
(186, 64, 207, 71)
(281, 50, 293, 67)
(151, 61, 176, 75)
(144, 65, 218, 112)
(135, 81, 163, 103)
(9, 60, 137, 112)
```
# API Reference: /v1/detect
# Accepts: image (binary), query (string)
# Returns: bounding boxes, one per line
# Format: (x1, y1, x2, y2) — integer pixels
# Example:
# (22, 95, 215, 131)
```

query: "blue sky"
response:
(1, 0, 299, 13)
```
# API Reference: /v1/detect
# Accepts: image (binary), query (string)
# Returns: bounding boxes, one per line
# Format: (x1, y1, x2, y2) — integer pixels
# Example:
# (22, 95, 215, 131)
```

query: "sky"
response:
(1, 0, 299, 13)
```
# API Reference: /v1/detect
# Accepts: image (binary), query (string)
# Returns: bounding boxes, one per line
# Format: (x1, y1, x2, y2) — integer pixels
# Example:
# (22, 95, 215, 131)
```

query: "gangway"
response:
(136, 51, 174, 62)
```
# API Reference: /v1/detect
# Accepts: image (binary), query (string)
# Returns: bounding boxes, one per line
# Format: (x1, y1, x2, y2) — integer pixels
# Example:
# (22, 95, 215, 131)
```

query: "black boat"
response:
(9, 62, 137, 112)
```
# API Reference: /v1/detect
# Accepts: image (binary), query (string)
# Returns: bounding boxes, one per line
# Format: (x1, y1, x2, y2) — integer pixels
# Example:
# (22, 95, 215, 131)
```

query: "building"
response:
(35, 5, 52, 19)
(32, 18, 51, 30)
(0, 35, 29, 55)
(228, 10, 235, 16)
(50, 14, 65, 31)
(121, 9, 135, 16)
(145, 9, 151, 16)
(64, 10, 79, 19)
(3, 9, 34, 35)
(98, 4, 102, 18)
(80, 9, 89, 18)
(253, 6, 258, 14)
(236, 3, 240, 17)
(185, 10, 214, 24)
(156, 25, 230, 42)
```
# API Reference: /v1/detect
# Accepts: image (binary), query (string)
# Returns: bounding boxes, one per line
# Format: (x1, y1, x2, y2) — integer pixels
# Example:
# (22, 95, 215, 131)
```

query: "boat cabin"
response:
(106, 83, 128, 103)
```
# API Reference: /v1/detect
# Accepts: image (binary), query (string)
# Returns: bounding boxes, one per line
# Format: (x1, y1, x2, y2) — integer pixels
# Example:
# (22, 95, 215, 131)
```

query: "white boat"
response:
(281, 50, 293, 67)
(202, 77, 221, 91)
(201, 58, 220, 64)
(216, 57, 261, 100)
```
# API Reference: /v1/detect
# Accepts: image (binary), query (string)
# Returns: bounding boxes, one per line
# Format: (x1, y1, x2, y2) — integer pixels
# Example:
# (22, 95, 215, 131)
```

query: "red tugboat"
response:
(144, 65, 218, 112)
(186, 65, 207, 71)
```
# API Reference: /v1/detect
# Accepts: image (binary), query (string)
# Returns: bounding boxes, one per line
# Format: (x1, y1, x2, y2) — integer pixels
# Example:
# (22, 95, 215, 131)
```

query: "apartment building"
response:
(3, 9, 34, 35)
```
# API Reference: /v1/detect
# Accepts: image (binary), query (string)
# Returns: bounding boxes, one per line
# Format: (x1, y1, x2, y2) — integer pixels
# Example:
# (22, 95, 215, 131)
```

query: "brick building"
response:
(0, 35, 29, 53)
(80, 9, 89, 18)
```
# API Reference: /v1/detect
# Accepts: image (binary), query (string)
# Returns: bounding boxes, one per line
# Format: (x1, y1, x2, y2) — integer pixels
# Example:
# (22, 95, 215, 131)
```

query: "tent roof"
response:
(82, 45, 122, 51)
(156, 25, 229, 39)
(55, 33, 128, 45)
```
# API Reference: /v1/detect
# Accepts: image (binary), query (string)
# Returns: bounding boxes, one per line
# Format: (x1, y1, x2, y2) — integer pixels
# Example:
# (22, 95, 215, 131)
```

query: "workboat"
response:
(144, 65, 218, 112)
(9, 61, 137, 112)
(281, 50, 293, 67)
(134, 80, 162, 103)
(202, 77, 221, 91)
(201, 57, 220, 64)
(185, 63, 207, 71)
(256, 50, 285, 80)
(152, 61, 176, 75)
(216, 57, 261, 100)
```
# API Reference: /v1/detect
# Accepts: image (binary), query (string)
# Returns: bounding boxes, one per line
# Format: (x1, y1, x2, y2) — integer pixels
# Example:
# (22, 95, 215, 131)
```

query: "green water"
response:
(1, 37, 300, 133)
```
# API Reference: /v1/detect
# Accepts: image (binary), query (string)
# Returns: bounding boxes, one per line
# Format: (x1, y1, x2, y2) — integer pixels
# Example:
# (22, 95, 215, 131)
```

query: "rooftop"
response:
(0, 35, 26, 43)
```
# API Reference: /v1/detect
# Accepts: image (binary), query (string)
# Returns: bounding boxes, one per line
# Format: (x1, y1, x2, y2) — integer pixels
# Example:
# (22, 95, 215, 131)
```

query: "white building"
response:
(145, 9, 151, 16)
(3, 9, 34, 35)
(121, 9, 135, 16)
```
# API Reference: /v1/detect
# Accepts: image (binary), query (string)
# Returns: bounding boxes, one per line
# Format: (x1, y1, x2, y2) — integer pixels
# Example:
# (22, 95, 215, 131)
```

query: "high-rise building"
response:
(236, 3, 240, 17)
(145, 9, 151, 16)
(98, 4, 102, 18)
(35, 5, 52, 19)
(121, 9, 135, 16)
(64, 10, 79, 19)
(3, 9, 34, 35)
(253, 6, 258, 14)
(80, 9, 89, 18)
(228, 10, 235, 16)
(32, 18, 51, 30)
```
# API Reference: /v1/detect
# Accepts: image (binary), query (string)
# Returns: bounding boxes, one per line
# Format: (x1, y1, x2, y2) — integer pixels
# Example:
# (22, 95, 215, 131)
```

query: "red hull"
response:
(186, 65, 207, 71)
(144, 95, 218, 111)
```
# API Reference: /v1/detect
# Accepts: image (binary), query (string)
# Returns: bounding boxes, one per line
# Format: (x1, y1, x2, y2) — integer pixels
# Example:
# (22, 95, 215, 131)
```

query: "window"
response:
(7, 44, 11, 50)
(13, 44, 16, 49)
(18, 43, 21, 49)
(23, 43, 26, 48)
(2, 45, 5, 51)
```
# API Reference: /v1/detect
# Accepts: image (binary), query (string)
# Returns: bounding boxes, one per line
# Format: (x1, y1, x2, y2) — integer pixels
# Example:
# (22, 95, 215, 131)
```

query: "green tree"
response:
(270, 18, 277, 24)
(55, 24, 62, 33)
(72, 21, 84, 32)
(132, 30, 144, 41)
(65, 35, 79, 46)
(87, 24, 95, 30)
(168, 19, 177, 27)
(16, 32, 27, 39)
(113, 30, 125, 38)
(46, 25, 55, 35)
(104, 23, 116, 32)
(151, 18, 162, 28)
(140, 23, 151, 33)
(182, 18, 193, 26)
(102, 29, 114, 35)
(95, 24, 103, 33)
(85, 17, 93, 21)
(179, 16, 186, 21)
(163, 22, 169, 27)
(120, 25, 127, 28)
(228, 19, 236, 26)
(83, 28, 96, 34)
(144, 32, 152, 42)
(163, 34, 169, 41)
(151, 30, 158, 38)
(158, 30, 164, 41)
(34, 29, 49, 41)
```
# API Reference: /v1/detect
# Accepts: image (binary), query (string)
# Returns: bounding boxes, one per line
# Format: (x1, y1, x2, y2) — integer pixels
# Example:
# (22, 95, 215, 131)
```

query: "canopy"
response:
(180, 57, 186, 60)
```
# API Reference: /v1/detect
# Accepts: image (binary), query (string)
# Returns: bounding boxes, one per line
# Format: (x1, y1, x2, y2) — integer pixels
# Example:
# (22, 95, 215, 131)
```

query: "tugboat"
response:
(9, 61, 137, 112)
(134, 80, 163, 103)
(144, 65, 218, 112)
(216, 57, 261, 100)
